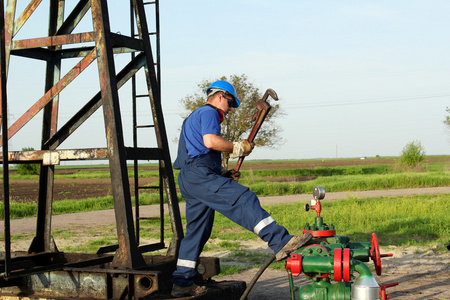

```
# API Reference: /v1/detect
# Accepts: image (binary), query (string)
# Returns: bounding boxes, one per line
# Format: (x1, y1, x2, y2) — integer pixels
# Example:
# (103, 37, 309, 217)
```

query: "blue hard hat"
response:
(206, 80, 240, 108)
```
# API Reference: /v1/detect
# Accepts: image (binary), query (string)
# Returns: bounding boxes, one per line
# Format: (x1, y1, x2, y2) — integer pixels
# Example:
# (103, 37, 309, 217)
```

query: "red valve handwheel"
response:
(303, 229, 336, 237)
(370, 233, 382, 275)
(333, 248, 342, 282)
(342, 248, 351, 282)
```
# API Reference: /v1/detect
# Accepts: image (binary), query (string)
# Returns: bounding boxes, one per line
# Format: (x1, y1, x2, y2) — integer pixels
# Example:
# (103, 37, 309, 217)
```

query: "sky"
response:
(3, 1, 450, 163)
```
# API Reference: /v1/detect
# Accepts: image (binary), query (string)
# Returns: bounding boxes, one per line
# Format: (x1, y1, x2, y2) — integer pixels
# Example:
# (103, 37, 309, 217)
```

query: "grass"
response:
(209, 194, 450, 249)
(240, 161, 450, 196)
(14, 193, 443, 254)
(4, 193, 449, 277)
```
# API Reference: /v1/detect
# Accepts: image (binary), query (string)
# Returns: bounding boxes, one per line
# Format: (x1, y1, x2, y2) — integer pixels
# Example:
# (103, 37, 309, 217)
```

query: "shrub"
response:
(399, 141, 426, 169)
(16, 147, 40, 175)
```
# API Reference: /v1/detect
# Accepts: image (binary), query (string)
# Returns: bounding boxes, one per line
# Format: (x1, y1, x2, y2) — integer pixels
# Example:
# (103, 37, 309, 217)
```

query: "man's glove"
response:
(221, 168, 241, 182)
(230, 140, 255, 159)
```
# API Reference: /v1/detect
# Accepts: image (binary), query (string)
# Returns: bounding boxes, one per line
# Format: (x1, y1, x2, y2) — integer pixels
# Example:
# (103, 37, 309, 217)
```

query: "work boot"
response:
(276, 232, 313, 261)
(171, 283, 208, 298)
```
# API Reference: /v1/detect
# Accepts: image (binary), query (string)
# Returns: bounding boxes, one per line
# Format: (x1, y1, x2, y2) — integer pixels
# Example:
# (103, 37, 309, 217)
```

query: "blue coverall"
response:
(172, 105, 292, 287)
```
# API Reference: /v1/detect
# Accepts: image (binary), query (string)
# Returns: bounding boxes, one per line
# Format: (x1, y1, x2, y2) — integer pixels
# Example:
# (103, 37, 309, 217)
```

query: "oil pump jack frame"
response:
(0, 1, 245, 298)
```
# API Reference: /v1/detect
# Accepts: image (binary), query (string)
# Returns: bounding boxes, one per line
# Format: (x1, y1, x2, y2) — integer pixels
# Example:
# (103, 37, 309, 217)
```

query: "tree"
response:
(16, 147, 40, 175)
(179, 74, 284, 168)
(399, 141, 426, 169)
(444, 107, 450, 130)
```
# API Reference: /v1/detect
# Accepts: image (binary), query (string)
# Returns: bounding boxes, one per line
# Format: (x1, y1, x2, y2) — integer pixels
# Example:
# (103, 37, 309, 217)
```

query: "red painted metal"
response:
(342, 248, 351, 282)
(379, 282, 399, 300)
(370, 233, 382, 275)
(285, 253, 303, 277)
(311, 197, 322, 217)
(369, 232, 395, 276)
(303, 229, 336, 238)
(333, 248, 342, 282)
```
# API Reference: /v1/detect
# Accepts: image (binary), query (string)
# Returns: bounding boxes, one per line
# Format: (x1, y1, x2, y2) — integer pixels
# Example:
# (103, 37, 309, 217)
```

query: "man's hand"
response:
(241, 140, 255, 155)
(230, 140, 255, 159)
(221, 168, 241, 182)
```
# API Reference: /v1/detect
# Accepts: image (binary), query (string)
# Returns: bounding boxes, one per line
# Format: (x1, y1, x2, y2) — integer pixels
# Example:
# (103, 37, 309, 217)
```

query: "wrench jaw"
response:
(253, 88, 278, 121)
(262, 88, 279, 103)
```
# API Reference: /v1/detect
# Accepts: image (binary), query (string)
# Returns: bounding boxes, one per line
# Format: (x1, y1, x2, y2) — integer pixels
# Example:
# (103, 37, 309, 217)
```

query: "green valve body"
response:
(298, 280, 351, 300)
(286, 186, 395, 300)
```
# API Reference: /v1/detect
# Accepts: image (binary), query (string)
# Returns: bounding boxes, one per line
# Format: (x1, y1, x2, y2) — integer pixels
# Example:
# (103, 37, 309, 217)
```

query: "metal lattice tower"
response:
(0, 1, 197, 297)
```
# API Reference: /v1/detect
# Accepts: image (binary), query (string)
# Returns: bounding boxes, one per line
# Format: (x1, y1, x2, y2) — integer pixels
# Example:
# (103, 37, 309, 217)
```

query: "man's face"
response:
(218, 92, 234, 115)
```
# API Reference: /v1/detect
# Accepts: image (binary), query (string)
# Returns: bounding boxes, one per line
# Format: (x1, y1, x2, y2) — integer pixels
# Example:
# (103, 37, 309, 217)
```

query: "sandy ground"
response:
(1, 187, 450, 299)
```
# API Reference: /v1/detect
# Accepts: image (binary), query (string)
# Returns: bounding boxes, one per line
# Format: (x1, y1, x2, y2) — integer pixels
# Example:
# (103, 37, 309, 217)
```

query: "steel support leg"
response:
(91, 0, 145, 269)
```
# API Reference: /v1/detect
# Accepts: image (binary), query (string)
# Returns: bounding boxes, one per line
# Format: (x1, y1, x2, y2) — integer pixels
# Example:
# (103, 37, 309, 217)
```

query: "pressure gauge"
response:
(313, 186, 325, 200)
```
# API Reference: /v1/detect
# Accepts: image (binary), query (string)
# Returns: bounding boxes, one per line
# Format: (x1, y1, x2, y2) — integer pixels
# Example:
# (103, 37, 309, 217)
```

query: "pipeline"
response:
(239, 254, 276, 300)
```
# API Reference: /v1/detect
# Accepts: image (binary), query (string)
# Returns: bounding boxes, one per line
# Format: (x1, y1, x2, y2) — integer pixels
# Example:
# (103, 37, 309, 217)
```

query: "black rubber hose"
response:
(239, 254, 276, 300)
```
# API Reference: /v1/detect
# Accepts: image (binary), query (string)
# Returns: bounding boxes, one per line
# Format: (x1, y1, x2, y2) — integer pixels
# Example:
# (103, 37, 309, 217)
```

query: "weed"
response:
(215, 265, 248, 277)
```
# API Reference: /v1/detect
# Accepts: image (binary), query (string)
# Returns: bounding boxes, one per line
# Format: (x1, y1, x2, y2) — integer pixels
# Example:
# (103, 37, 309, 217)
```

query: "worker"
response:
(171, 80, 312, 297)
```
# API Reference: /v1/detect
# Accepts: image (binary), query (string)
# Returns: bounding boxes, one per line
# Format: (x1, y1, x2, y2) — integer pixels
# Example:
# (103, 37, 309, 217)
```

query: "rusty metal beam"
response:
(110, 32, 145, 51)
(56, 0, 90, 35)
(11, 32, 95, 50)
(0, 253, 223, 298)
(1, 1, 197, 297)
(28, 0, 67, 254)
(0, 147, 164, 163)
(9, 47, 54, 61)
(0, 269, 161, 299)
(0, 148, 109, 163)
(11, 32, 143, 53)
(3, 0, 17, 74)
(1, 0, 12, 278)
(11, 46, 139, 61)
(92, 0, 145, 269)
(44, 52, 147, 149)
(11, 0, 43, 37)
(0, 49, 96, 146)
